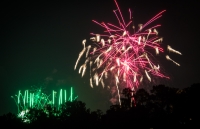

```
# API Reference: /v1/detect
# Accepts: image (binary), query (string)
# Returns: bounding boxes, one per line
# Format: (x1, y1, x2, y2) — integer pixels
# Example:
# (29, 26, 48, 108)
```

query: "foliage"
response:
(1, 83, 199, 127)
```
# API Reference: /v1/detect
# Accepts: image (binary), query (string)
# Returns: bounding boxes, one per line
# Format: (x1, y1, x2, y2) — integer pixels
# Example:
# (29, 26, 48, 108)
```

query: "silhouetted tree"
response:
(0, 112, 25, 127)
(1, 83, 199, 127)
(135, 88, 150, 106)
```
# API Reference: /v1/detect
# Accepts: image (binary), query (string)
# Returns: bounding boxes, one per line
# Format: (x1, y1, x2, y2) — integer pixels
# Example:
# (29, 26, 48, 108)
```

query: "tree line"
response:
(1, 83, 199, 128)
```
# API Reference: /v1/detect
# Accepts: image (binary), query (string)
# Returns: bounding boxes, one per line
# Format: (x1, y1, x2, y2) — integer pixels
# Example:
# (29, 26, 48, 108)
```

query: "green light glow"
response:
(53, 90, 54, 105)
(18, 91, 20, 104)
(61, 89, 62, 105)
(59, 89, 61, 106)
(23, 90, 26, 106)
(27, 90, 28, 104)
(30, 93, 31, 107)
(32, 93, 34, 107)
(71, 87, 72, 102)
(12, 86, 78, 121)
(65, 90, 67, 102)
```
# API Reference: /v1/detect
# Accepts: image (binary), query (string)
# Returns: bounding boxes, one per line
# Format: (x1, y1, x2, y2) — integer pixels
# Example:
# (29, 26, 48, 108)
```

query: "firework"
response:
(11, 86, 78, 122)
(74, 0, 181, 105)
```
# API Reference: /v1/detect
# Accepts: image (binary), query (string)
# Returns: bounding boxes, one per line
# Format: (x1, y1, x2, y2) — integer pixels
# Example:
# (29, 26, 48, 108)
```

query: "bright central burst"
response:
(74, 0, 181, 105)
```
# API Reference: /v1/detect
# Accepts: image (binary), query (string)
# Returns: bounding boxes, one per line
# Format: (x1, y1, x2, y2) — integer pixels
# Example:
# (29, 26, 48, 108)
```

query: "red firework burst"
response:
(74, 0, 181, 105)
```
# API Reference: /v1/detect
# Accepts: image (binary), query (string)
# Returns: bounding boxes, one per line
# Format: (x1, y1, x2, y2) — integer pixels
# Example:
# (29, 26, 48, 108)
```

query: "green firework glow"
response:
(11, 86, 78, 116)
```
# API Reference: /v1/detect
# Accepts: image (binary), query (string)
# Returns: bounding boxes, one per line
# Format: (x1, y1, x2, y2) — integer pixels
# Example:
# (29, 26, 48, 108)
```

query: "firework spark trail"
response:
(74, 0, 181, 105)
(74, 40, 86, 70)
(167, 45, 182, 55)
(166, 55, 180, 66)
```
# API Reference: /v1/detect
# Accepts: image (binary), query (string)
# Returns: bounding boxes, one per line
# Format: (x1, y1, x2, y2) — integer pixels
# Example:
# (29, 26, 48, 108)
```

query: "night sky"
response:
(0, 0, 199, 115)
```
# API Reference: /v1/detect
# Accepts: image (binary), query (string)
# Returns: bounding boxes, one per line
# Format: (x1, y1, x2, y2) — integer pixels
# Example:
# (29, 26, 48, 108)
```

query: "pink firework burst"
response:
(74, 0, 181, 105)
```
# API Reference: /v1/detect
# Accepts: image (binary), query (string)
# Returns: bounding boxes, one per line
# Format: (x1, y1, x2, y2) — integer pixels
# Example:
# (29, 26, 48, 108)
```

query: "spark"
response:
(167, 45, 182, 55)
(166, 55, 180, 66)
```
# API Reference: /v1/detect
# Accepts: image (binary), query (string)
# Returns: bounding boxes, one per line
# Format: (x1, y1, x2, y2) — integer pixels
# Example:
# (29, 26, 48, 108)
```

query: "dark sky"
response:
(0, 0, 199, 115)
